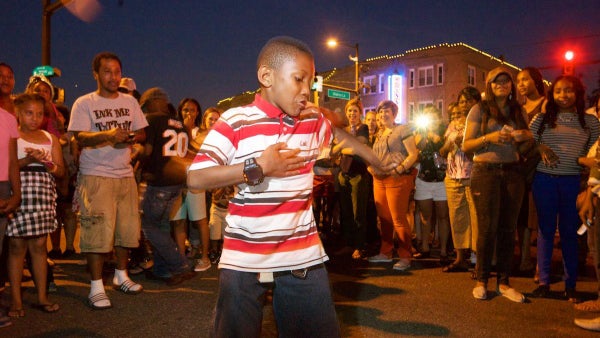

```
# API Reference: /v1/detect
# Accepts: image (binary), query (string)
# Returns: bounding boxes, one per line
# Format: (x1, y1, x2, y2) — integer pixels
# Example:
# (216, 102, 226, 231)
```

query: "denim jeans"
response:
(338, 172, 368, 249)
(212, 267, 340, 338)
(532, 172, 580, 288)
(471, 163, 524, 285)
(141, 184, 189, 277)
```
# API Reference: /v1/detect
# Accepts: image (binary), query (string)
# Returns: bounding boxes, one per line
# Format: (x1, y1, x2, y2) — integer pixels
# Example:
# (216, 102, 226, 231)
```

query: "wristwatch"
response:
(243, 157, 264, 186)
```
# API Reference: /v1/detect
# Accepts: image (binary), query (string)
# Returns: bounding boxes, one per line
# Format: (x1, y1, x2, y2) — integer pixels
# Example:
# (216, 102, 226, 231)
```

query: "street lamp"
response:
(327, 38, 360, 95)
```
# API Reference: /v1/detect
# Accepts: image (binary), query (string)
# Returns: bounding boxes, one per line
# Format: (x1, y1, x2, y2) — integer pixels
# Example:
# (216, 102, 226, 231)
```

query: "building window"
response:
(408, 102, 415, 122)
(379, 74, 385, 93)
(409, 69, 415, 89)
(418, 66, 434, 87)
(437, 64, 444, 85)
(468, 65, 476, 86)
(418, 101, 433, 113)
(436, 99, 444, 114)
(363, 75, 376, 95)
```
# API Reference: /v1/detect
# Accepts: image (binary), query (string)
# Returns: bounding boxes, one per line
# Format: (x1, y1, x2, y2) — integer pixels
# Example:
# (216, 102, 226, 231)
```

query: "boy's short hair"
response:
(257, 36, 313, 71)
(92, 52, 122, 73)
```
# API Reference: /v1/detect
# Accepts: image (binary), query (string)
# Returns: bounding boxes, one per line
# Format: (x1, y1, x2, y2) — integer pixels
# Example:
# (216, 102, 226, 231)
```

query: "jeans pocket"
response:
(143, 188, 177, 224)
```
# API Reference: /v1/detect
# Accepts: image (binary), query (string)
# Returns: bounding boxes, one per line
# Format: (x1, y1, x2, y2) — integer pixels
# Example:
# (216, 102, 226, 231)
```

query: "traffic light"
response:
(312, 75, 323, 92)
(563, 50, 574, 75)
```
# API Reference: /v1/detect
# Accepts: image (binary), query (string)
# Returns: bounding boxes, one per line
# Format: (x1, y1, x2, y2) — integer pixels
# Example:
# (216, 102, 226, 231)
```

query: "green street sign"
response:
(327, 88, 351, 100)
(32, 65, 54, 76)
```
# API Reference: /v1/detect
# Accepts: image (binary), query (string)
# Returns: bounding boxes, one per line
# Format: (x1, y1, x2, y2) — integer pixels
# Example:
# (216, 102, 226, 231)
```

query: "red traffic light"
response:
(564, 50, 574, 61)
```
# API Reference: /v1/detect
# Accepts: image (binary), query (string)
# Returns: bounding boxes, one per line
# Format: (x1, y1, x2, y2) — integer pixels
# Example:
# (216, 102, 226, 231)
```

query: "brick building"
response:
(217, 42, 521, 123)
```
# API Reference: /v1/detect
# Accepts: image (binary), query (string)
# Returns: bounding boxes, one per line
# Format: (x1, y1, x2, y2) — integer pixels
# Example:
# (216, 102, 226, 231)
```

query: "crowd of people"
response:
(0, 55, 227, 328)
(308, 66, 600, 330)
(1, 35, 600, 334)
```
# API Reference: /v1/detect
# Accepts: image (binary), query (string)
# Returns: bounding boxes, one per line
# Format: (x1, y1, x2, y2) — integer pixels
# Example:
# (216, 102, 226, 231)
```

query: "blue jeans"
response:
(532, 172, 580, 288)
(141, 184, 189, 278)
(212, 267, 340, 338)
(471, 163, 524, 285)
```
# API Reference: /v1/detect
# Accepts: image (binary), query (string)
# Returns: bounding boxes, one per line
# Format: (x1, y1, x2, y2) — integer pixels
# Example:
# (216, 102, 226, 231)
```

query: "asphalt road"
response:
(2, 240, 600, 337)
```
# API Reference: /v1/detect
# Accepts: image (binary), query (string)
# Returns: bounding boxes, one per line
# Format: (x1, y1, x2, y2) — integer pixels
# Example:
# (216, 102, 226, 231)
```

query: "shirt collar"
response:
(254, 94, 285, 119)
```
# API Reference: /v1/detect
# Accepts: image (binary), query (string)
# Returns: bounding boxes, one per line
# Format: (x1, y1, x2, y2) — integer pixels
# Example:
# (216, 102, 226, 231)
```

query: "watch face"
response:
(244, 158, 264, 185)
(245, 166, 263, 182)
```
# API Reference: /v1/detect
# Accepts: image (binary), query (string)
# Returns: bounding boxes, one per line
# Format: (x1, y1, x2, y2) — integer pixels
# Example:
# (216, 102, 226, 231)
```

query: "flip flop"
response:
(113, 279, 143, 295)
(88, 292, 112, 310)
(34, 303, 60, 313)
(8, 308, 25, 318)
(0, 315, 12, 328)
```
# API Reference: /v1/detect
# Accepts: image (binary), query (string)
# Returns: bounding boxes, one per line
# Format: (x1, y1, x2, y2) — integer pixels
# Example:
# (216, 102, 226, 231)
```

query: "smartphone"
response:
(501, 125, 514, 134)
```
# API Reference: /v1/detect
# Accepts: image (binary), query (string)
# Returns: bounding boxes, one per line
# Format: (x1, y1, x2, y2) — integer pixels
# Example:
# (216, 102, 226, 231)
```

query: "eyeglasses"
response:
(492, 78, 511, 85)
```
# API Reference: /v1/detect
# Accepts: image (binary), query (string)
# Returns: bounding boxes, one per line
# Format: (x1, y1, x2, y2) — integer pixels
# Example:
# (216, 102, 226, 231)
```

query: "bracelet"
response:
(394, 164, 406, 175)
(481, 135, 489, 149)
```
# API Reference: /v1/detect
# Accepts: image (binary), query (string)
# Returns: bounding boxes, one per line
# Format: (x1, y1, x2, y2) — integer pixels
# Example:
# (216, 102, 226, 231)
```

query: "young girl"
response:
(7, 93, 64, 317)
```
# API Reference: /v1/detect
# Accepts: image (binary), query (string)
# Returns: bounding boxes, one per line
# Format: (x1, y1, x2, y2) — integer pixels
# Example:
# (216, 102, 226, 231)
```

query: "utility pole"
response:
(42, 0, 71, 66)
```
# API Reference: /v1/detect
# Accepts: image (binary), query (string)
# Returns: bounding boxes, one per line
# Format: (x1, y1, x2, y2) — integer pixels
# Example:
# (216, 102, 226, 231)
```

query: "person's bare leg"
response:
(29, 236, 51, 305)
(435, 200, 450, 257)
(7, 238, 27, 315)
(416, 199, 433, 253)
(198, 218, 210, 262)
(171, 219, 188, 256)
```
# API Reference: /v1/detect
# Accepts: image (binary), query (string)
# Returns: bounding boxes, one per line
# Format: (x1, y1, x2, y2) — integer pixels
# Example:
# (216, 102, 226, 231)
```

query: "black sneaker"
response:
(565, 287, 580, 303)
(62, 249, 76, 258)
(531, 284, 550, 298)
(48, 249, 62, 260)
(209, 250, 221, 265)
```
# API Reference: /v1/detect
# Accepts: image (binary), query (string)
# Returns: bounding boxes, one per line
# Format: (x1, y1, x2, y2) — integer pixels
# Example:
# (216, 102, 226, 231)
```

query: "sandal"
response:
(88, 292, 112, 310)
(113, 279, 143, 295)
(442, 262, 469, 273)
(0, 315, 12, 328)
(8, 308, 25, 318)
(33, 303, 60, 313)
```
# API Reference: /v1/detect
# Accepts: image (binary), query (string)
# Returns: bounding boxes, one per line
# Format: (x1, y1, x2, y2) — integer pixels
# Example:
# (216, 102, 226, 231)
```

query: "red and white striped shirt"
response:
(189, 94, 333, 272)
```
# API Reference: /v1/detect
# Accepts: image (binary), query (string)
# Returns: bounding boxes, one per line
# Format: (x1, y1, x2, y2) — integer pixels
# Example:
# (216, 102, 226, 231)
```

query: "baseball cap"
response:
(118, 77, 137, 92)
(486, 66, 513, 84)
(139, 87, 170, 110)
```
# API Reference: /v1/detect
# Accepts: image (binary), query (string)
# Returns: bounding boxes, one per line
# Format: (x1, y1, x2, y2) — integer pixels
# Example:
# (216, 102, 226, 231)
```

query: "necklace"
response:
(557, 112, 577, 123)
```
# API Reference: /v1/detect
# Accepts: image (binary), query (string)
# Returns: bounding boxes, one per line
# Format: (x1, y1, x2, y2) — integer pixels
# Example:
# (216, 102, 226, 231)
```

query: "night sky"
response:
(2, 0, 599, 109)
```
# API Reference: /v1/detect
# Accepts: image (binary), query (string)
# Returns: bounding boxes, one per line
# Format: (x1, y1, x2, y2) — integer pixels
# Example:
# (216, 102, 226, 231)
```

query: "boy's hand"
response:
(257, 143, 304, 177)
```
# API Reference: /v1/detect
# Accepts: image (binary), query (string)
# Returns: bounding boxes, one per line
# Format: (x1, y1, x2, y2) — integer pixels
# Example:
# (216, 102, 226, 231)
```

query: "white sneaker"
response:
(574, 317, 600, 331)
(470, 252, 477, 265)
(473, 285, 487, 300)
(393, 259, 411, 271)
(497, 286, 525, 303)
(194, 259, 211, 272)
(368, 254, 393, 263)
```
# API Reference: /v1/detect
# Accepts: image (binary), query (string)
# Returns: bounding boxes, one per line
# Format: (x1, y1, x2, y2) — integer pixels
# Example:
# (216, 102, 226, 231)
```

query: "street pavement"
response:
(3, 239, 600, 337)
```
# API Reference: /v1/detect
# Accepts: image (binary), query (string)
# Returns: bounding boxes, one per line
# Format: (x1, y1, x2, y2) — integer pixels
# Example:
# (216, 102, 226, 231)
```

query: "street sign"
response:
(32, 65, 55, 77)
(327, 88, 351, 100)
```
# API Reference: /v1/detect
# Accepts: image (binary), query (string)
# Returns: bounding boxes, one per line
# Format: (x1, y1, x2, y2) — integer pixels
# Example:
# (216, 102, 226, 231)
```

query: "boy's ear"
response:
(257, 65, 272, 88)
